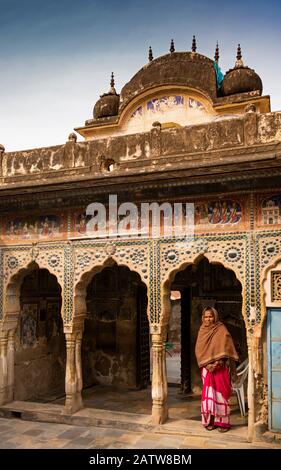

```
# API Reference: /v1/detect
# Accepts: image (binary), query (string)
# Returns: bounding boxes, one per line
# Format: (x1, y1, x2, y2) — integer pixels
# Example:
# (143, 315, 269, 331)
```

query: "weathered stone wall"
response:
(14, 332, 66, 401)
(82, 266, 141, 388)
(14, 269, 65, 401)
(1, 112, 281, 188)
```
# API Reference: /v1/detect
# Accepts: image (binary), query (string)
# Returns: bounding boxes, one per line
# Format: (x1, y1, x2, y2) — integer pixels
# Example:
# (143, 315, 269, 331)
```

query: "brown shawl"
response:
(195, 312, 239, 368)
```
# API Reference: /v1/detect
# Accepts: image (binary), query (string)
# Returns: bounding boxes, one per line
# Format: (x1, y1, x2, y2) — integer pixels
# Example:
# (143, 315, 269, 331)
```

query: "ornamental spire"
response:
(214, 41, 219, 62)
(170, 38, 175, 53)
(109, 72, 116, 94)
(148, 46, 153, 61)
(192, 35, 197, 53)
(235, 43, 244, 67)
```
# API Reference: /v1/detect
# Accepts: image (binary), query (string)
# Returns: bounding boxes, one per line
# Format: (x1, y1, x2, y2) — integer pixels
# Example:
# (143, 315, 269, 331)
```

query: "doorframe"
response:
(267, 307, 272, 431)
(266, 307, 281, 432)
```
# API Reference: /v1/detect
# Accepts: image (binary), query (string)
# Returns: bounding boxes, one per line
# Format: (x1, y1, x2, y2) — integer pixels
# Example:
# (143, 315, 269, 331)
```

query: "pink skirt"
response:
(201, 365, 231, 428)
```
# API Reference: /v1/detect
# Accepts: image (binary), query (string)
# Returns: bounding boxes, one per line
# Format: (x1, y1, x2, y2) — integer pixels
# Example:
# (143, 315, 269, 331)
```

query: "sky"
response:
(0, 0, 281, 152)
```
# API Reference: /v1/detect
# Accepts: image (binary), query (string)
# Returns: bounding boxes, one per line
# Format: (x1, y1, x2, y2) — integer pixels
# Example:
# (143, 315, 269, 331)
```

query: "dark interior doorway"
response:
(82, 264, 150, 392)
(15, 268, 65, 402)
(167, 257, 246, 394)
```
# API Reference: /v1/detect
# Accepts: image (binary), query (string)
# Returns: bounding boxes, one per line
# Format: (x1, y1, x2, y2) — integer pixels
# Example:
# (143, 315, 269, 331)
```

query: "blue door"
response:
(267, 308, 281, 432)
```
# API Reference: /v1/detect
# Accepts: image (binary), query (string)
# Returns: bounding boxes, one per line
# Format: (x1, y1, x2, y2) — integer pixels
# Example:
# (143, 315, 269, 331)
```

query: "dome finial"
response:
(214, 41, 219, 62)
(192, 35, 197, 53)
(148, 46, 153, 62)
(110, 72, 115, 88)
(235, 44, 244, 68)
(109, 72, 117, 94)
(170, 39, 175, 53)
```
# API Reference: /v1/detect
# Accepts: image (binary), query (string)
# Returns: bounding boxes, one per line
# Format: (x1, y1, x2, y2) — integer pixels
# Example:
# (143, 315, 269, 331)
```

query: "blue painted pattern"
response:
(268, 308, 281, 431)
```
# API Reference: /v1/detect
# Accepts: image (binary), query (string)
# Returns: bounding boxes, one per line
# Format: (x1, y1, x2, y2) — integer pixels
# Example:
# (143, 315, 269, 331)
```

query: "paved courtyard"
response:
(0, 416, 280, 449)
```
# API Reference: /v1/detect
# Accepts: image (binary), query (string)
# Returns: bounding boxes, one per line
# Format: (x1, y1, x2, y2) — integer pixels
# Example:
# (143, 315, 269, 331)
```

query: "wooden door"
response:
(267, 308, 281, 432)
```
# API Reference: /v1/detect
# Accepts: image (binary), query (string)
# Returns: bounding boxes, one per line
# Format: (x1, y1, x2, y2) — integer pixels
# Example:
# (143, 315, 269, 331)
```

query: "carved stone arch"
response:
(256, 233, 281, 326)
(160, 251, 246, 327)
(1, 245, 65, 326)
(260, 254, 281, 328)
(3, 259, 64, 329)
(72, 253, 150, 330)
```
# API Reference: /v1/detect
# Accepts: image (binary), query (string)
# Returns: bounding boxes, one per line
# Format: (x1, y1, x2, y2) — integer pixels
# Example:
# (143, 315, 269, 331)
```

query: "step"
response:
(0, 401, 248, 443)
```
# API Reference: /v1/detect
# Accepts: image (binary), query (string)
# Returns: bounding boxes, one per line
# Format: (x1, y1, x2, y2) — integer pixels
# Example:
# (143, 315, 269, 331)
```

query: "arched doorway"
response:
(14, 267, 65, 402)
(165, 256, 247, 424)
(81, 264, 150, 412)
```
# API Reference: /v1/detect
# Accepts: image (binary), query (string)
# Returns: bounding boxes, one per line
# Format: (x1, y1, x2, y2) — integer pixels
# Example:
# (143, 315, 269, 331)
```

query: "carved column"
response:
(65, 331, 83, 414)
(75, 331, 83, 405)
(6, 329, 15, 403)
(0, 330, 8, 405)
(151, 326, 168, 424)
(247, 337, 255, 442)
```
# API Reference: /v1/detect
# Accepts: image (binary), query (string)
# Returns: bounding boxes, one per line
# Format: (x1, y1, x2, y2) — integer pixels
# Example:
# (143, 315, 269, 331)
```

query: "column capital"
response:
(63, 314, 85, 335)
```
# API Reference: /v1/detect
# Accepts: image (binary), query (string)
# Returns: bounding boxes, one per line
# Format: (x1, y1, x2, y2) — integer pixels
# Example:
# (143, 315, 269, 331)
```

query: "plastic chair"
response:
(165, 341, 174, 357)
(232, 358, 249, 417)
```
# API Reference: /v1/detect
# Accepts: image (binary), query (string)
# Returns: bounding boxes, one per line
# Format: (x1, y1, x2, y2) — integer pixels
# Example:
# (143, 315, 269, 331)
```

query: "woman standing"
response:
(195, 306, 239, 432)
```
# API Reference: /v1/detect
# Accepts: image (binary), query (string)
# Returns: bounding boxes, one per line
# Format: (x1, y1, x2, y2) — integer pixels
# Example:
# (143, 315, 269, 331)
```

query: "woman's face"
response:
(203, 310, 215, 326)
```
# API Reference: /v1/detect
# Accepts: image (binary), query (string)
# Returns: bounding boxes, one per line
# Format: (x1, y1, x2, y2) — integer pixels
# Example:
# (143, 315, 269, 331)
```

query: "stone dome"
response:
(119, 51, 218, 111)
(221, 66, 263, 96)
(93, 93, 120, 119)
(93, 73, 120, 119)
(221, 45, 263, 96)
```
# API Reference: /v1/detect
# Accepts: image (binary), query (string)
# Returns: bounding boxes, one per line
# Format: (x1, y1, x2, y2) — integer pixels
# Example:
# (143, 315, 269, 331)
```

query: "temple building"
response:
(0, 38, 281, 441)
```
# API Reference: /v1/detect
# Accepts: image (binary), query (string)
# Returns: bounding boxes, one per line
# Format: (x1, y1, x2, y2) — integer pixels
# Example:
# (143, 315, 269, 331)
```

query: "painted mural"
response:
(74, 212, 90, 235)
(2, 213, 66, 242)
(20, 303, 38, 348)
(195, 200, 242, 226)
(125, 93, 213, 134)
(146, 95, 184, 112)
(72, 199, 244, 240)
(45, 301, 61, 341)
(73, 211, 138, 238)
(260, 195, 281, 225)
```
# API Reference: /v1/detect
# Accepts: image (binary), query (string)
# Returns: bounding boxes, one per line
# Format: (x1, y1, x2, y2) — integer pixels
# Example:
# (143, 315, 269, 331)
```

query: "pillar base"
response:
(65, 392, 83, 414)
(152, 403, 168, 424)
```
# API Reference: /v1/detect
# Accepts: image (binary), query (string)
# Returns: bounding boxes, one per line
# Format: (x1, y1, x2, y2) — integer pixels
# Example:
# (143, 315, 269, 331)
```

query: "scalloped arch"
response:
(160, 253, 246, 327)
(3, 261, 63, 327)
(260, 254, 281, 328)
(72, 256, 149, 327)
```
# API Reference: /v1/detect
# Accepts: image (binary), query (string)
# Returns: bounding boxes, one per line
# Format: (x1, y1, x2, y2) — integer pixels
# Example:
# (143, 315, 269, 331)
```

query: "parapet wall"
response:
(1, 112, 281, 188)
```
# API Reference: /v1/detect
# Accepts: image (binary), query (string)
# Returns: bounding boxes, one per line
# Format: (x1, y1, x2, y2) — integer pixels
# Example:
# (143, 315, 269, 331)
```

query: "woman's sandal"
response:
(206, 425, 215, 431)
(218, 427, 229, 433)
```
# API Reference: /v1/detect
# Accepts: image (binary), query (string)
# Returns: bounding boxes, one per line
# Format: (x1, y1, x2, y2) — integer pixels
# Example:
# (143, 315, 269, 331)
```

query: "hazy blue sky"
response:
(1, 0, 281, 151)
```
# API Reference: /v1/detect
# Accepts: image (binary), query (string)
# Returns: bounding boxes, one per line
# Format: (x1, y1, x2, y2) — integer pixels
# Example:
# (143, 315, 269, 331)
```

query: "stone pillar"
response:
(75, 331, 83, 405)
(151, 327, 168, 424)
(65, 331, 83, 414)
(6, 329, 15, 403)
(247, 340, 255, 442)
(0, 330, 8, 405)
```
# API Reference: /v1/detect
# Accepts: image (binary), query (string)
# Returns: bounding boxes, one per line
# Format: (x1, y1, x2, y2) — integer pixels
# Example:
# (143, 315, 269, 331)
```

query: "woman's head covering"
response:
(195, 306, 239, 368)
(201, 306, 219, 323)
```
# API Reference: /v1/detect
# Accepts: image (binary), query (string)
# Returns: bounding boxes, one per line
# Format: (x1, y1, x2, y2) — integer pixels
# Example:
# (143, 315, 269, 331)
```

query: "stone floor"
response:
(1, 384, 280, 449)
(0, 416, 280, 449)
(0, 384, 267, 449)
(51, 384, 246, 427)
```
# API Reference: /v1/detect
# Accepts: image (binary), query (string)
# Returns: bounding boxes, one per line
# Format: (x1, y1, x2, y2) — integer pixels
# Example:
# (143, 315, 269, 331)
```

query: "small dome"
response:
(221, 45, 263, 96)
(93, 72, 120, 119)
